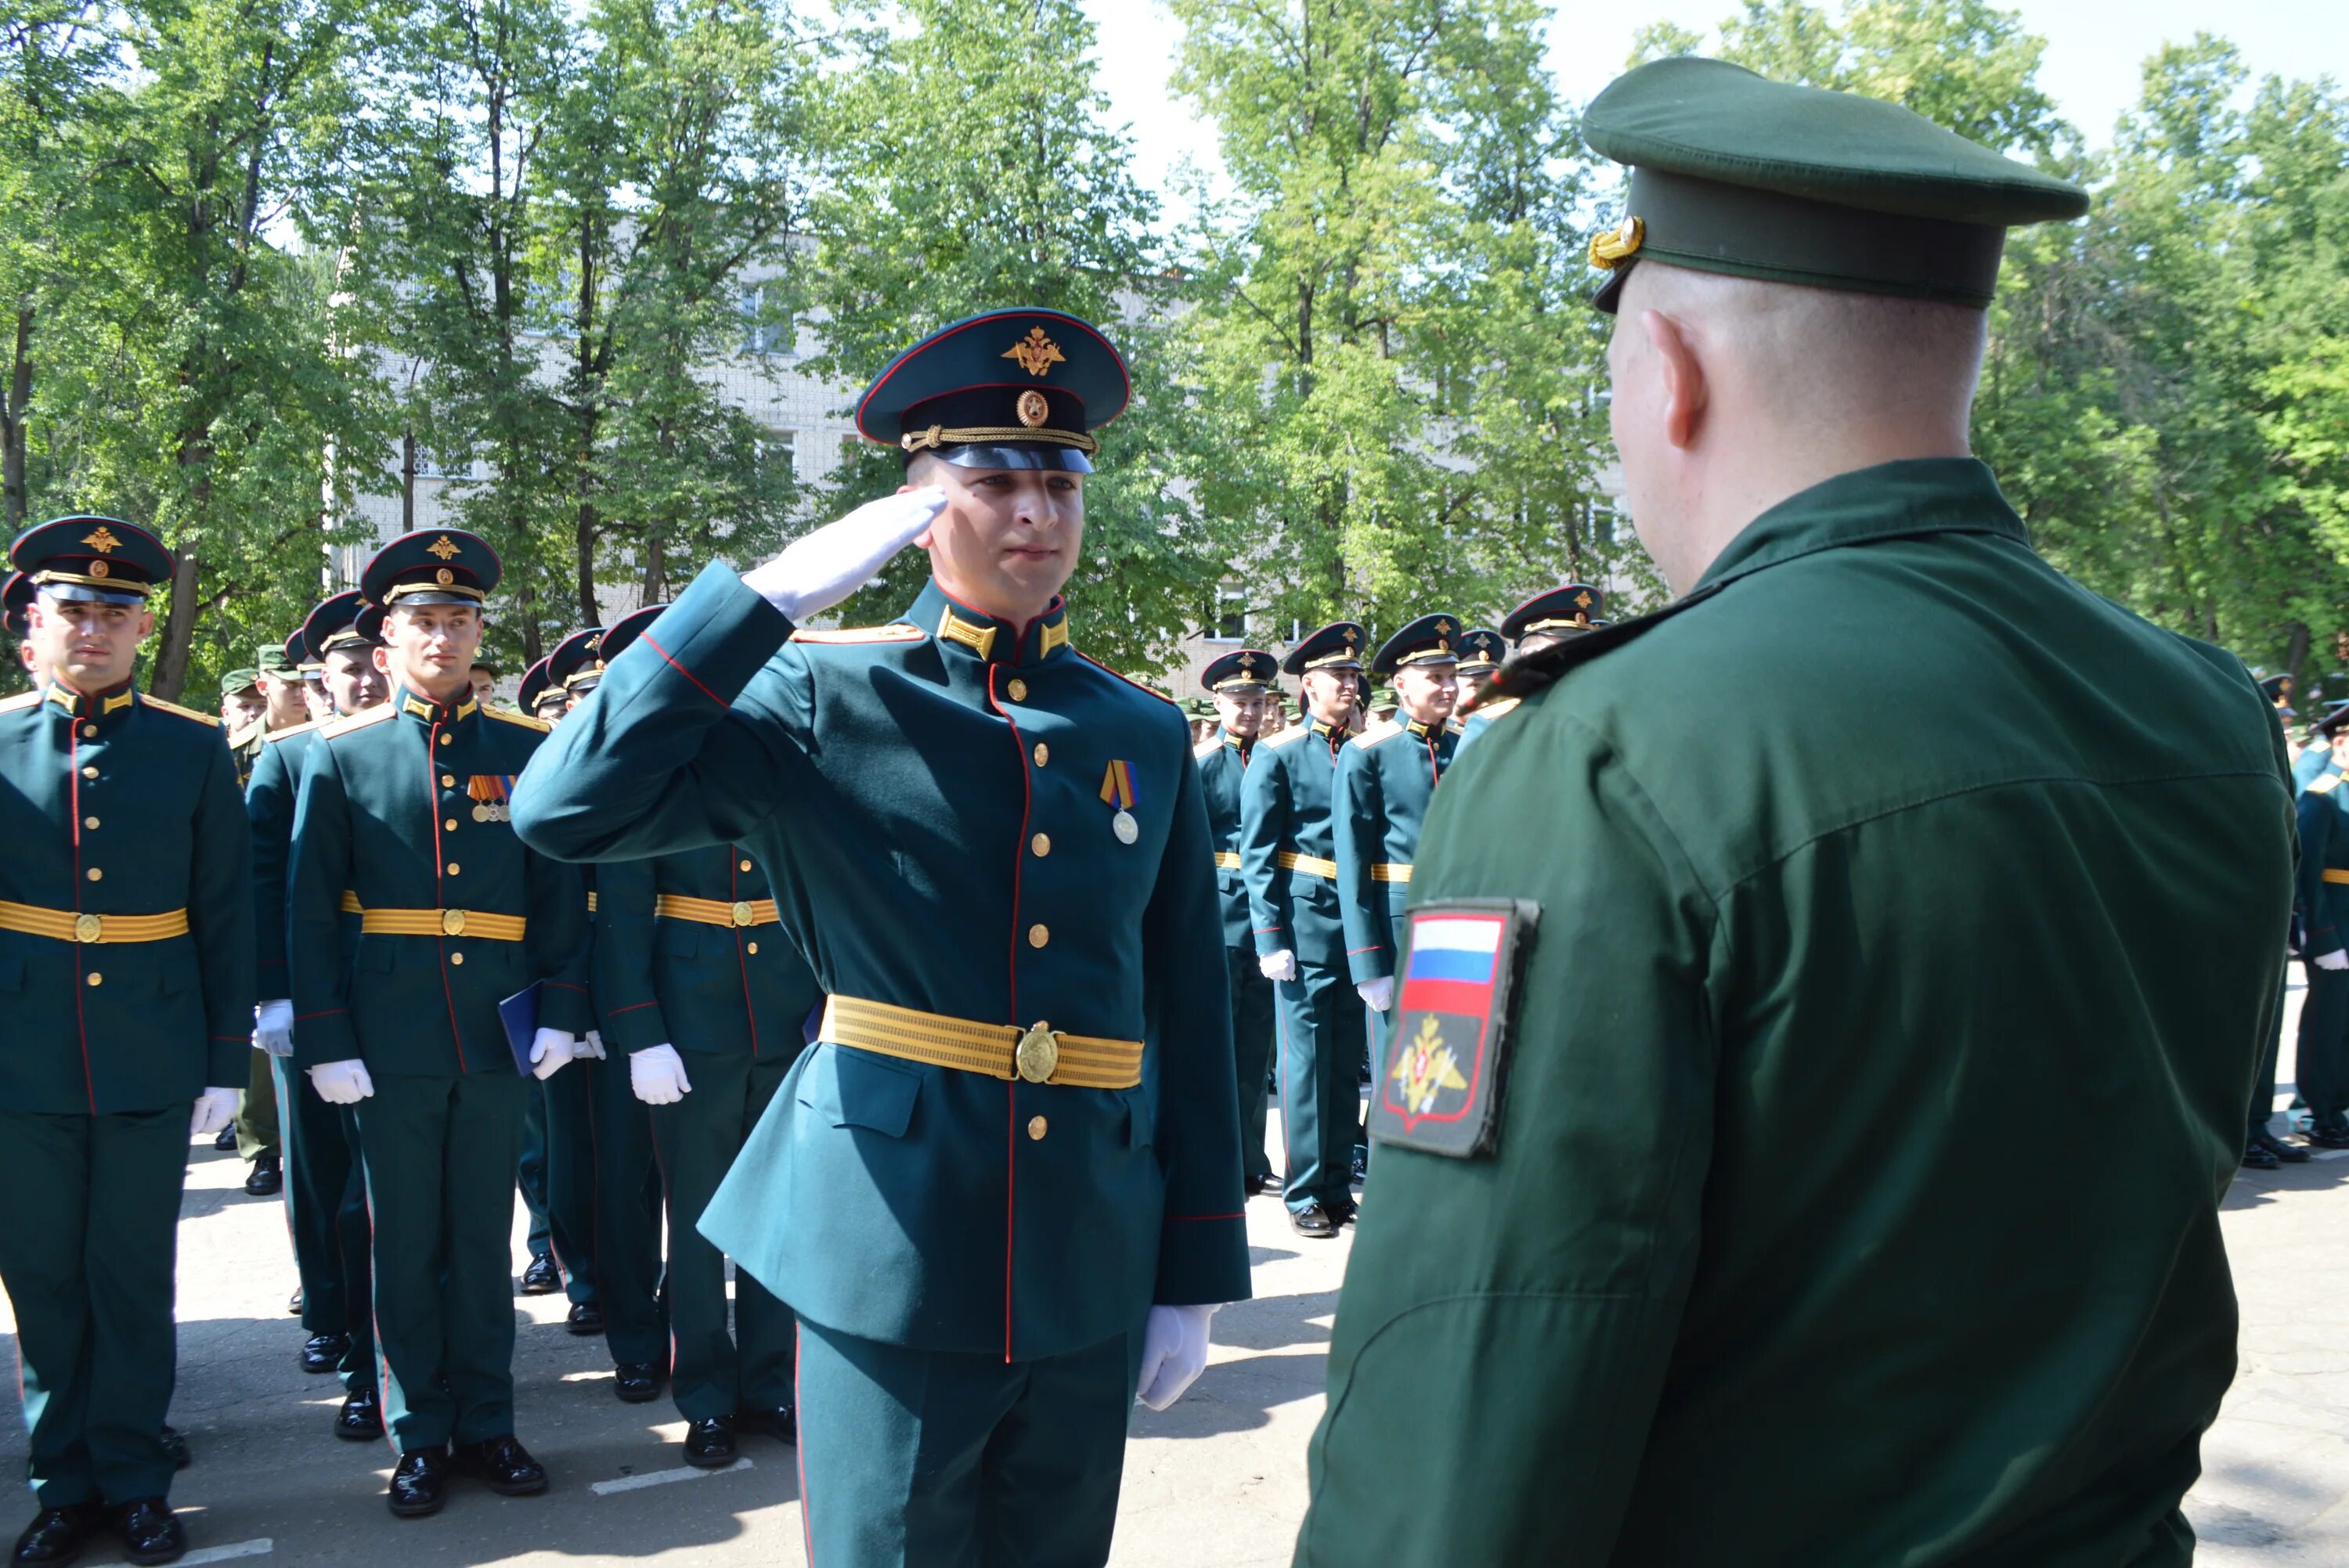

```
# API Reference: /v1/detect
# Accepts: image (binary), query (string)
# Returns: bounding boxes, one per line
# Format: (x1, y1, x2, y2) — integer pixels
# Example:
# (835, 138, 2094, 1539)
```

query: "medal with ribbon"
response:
(468, 773, 518, 824)
(1099, 759, 1138, 845)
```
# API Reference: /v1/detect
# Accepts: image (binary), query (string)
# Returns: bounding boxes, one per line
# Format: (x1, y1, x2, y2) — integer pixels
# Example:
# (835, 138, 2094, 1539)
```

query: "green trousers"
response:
(647, 1052, 791, 1420)
(527, 1069, 600, 1305)
(271, 1058, 374, 1393)
(2299, 959, 2349, 1131)
(1225, 946, 1276, 1184)
(354, 1070, 529, 1451)
(0, 1107, 186, 1507)
(796, 1319, 1140, 1568)
(1275, 959, 1367, 1214)
(586, 1054, 667, 1366)
(233, 1044, 279, 1162)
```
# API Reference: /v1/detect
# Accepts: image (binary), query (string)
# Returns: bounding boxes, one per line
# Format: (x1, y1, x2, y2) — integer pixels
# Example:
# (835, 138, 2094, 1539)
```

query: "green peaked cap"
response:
(1582, 57, 2088, 313)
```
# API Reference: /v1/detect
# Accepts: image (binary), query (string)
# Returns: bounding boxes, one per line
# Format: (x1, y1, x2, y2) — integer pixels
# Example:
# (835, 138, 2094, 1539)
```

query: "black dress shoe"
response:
(388, 1447, 449, 1518)
(612, 1362, 663, 1404)
(734, 1404, 796, 1444)
(2241, 1142, 2280, 1170)
(159, 1425, 188, 1472)
(2255, 1130, 2315, 1163)
(286, 1288, 303, 1316)
(301, 1332, 350, 1374)
(1247, 1172, 1283, 1197)
(2308, 1124, 2349, 1150)
(451, 1435, 547, 1497)
(335, 1389, 384, 1442)
(518, 1254, 561, 1296)
(110, 1499, 183, 1566)
(565, 1301, 603, 1336)
(1290, 1202, 1340, 1238)
(12, 1503, 102, 1565)
(211, 1126, 237, 1152)
(243, 1153, 282, 1197)
(682, 1417, 737, 1469)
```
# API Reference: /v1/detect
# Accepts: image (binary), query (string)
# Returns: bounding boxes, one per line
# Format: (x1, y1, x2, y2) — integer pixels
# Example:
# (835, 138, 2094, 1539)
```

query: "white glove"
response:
(189, 1087, 241, 1137)
(529, 1028, 579, 1080)
(2318, 950, 2349, 971)
(309, 1059, 375, 1105)
(253, 998, 294, 1058)
(630, 1044, 693, 1105)
(578, 1029, 608, 1061)
(1135, 1303, 1219, 1411)
(1356, 975, 1395, 1012)
(742, 488, 947, 621)
(1259, 950, 1297, 982)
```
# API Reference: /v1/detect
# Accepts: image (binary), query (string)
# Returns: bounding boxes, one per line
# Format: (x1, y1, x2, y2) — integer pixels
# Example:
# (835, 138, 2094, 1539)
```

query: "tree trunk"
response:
(2, 305, 29, 530)
(401, 431, 417, 533)
(153, 546, 201, 702)
(642, 535, 666, 606)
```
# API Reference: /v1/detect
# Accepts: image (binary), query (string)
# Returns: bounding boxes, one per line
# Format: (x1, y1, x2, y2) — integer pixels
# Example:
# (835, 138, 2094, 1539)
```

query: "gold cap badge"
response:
(81, 526, 121, 554)
(1016, 389, 1050, 427)
(1002, 327, 1066, 378)
(427, 535, 461, 561)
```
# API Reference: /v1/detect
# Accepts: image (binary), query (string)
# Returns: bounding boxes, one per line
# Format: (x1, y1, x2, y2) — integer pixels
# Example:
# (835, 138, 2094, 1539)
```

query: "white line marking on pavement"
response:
(591, 1458, 755, 1495)
(175, 1541, 272, 1564)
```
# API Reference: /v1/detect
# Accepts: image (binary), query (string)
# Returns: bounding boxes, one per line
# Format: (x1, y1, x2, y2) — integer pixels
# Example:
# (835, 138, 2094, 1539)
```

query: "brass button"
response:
(1030, 833, 1050, 857)
(83, 816, 99, 830)
(739, 859, 752, 872)
(1027, 1116, 1048, 1141)
(445, 818, 460, 831)
(1007, 678, 1028, 702)
(74, 914, 101, 943)
(446, 863, 460, 876)
(442, 773, 456, 788)
(80, 723, 97, 738)
(442, 909, 467, 935)
(449, 951, 464, 965)
(86, 971, 102, 987)
(81, 766, 98, 780)
(746, 941, 760, 955)
(85, 867, 102, 882)
(1027, 923, 1048, 949)
(438, 734, 451, 747)
(1032, 742, 1048, 767)
(731, 900, 756, 927)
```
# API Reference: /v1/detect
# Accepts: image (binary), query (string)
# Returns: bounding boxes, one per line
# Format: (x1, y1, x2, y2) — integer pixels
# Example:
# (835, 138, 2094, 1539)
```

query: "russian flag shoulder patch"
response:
(1369, 898, 1540, 1159)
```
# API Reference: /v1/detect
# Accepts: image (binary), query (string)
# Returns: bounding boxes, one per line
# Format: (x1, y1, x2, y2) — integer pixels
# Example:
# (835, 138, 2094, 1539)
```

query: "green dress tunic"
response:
(1297, 459, 2293, 1568)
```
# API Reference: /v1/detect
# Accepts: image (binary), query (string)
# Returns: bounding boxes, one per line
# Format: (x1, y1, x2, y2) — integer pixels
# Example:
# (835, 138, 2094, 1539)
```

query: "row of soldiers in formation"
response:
(2265, 674, 2349, 1168)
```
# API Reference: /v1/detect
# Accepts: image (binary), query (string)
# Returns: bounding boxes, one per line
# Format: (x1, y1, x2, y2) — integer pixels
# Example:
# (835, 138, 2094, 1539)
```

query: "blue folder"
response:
(498, 984, 542, 1076)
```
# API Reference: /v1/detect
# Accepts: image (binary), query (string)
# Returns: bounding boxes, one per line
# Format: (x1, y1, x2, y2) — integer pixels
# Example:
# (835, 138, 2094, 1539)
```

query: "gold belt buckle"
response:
(731, 900, 755, 927)
(74, 913, 102, 943)
(1014, 1022, 1059, 1084)
(442, 909, 467, 935)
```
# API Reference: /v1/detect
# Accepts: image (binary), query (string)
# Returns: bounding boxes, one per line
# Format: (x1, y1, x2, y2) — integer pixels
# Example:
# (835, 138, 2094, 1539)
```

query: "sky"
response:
(1082, 0, 2349, 223)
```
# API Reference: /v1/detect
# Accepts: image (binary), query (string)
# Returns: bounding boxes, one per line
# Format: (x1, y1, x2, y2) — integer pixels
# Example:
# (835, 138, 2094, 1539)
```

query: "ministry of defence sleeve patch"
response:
(1369, 898, 1539, 1159)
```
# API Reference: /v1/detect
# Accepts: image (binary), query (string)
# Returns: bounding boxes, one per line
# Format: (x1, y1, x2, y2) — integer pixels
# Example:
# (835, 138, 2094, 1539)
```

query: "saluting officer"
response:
(1333, 615, 1462, 1041)
(1194, 648, 1283, 1197)
(286, 529, 594, 1517)
(1298, 59, 2293, 1566)
(588, 601, 821, 1466)
(514, 308, 1248, 1567)
(0, 517, 255, 1568)
(1239, 620, 1369, 1238)
(1452, 583, 1607, 758)
(247, 589, 391, 1441)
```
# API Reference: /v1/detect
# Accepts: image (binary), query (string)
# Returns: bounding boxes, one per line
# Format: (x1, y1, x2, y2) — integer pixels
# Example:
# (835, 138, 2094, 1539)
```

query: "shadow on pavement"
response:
(2224, 1150, 2349, 1210)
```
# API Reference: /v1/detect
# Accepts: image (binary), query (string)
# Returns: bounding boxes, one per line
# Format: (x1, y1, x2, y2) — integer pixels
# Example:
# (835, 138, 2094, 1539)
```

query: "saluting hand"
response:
(743, 487, 947, 622)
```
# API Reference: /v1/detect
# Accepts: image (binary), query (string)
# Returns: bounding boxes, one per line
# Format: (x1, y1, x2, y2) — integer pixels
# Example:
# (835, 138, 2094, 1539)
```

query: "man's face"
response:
(469, 665, 497, 701)
(1300, 667, 1359, 726)
(29, 597, 150, 693)
(258, 669, 308, 725)
(301, 682, 335, 723)
(324, 648, 386, 715)
(377, 604, 484, 697)
(1214, 689, 1265, 739)
(908, 462, 1084, 618)
(223, 687, 268, 729)
(1395, 661, 1459, 724)
(2331, 729, 2349, 769)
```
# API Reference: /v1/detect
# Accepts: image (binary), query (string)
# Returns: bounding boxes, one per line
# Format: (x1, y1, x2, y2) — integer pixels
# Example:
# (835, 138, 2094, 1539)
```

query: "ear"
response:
(135, 607, 156, 638)
(372, 645, 392, 675)
(1640, 308, 1709, 450)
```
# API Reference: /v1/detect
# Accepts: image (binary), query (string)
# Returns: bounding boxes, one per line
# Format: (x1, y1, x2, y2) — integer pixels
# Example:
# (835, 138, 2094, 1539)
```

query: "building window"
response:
(1203, 586, 1246, 643)
(1586, 496, 1619, 544)
(761, 428, 796, 479)
(741, 285, 794, 357)
(416, 444, 474, 481)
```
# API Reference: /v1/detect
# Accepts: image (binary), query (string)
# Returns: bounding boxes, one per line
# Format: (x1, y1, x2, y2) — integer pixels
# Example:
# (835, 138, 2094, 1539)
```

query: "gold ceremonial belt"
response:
(0, 901, 188, 944)
(656, 894, 781, 928)
(1212, 851, 1242, 871)
(1371, 863, 1412, 883)
(360, 908, 527, 941)
(339, 892, 363, 914)
(821, 994, 1143, 1090)
(1276, 851, 1338, 879)
(2326, 870, 2349, 886)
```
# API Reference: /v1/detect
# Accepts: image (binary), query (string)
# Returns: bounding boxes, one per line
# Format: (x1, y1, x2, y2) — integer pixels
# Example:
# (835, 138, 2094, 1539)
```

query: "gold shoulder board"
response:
(790, 623, 927, 646)
(1474, 696, 1521, 722)
(320, 706, 399, 741)
(2313, 773, 2342, 795)
(263, 719, 322, 744)
(0, 690, 38, 714)
(1261, 726, 1310, 751)
(482, 705, 551, 732)
(1349, 720, 1402, 751)
(142, 694, 221, 727)
(1193, 737, 1221, 761)
(1076, 652, 1174, 705)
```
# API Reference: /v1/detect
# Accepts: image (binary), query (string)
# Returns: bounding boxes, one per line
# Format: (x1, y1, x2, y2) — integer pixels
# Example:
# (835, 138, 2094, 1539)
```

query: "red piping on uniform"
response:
(640, 633, 723, 706)
(295, 1007, 346, 1023)
(67, 721, 96, 1112)
(604, 1000, 658, 1018)
(428, 716, 465, 1071)
(855, 311, 1129, 440)
(990, 664, 1034, 1364)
